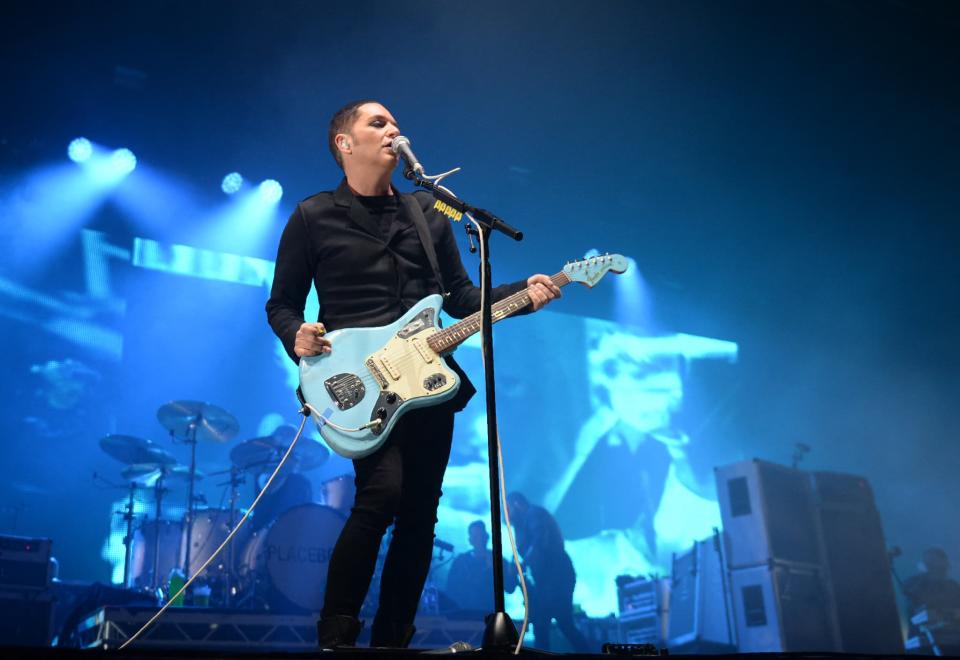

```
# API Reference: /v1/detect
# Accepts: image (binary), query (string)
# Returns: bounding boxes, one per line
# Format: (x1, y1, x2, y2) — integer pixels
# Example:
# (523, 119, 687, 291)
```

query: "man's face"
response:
(589, 333, 683, 434)
(603, 352, 682, 433)
(342, 102, 400, 172)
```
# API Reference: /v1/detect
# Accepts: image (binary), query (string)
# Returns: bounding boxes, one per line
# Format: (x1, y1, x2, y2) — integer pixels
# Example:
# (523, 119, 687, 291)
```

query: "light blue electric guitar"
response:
(299, 254, 628, 458)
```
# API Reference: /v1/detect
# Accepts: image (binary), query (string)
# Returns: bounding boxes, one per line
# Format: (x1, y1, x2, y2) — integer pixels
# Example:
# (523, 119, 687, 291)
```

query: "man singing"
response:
(265, 100, 560, 648)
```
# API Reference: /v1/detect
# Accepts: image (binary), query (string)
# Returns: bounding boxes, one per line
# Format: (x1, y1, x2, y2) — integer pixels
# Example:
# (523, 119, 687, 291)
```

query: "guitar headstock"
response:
(563, 253, 629, 287)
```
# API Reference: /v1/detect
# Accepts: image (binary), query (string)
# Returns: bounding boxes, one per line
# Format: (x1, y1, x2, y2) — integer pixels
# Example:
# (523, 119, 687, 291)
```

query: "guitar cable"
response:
(118, 409, 312, 649)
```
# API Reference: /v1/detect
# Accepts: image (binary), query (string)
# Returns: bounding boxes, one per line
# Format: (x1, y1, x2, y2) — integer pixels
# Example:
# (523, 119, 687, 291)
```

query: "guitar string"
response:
(430, 271, 570, 353)
(312, 258, 603, 392)
(316, 264, 591, 415)
(344, 280, 545, 381)
(318, 270, 573, 397)
(315, 266, 572, 386)
(321, 278, 547, 388)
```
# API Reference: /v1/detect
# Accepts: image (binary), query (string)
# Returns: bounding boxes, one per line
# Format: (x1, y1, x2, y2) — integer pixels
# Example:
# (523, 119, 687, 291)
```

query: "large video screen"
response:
(1, 214, 735, 619)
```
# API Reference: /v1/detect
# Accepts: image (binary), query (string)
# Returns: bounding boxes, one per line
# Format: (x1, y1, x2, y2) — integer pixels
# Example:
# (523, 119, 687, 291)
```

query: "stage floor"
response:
(1, 645, 951, 660)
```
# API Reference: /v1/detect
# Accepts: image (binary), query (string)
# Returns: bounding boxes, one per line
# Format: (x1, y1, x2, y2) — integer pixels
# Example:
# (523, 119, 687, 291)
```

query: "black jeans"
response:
(321, 403, 455, 630)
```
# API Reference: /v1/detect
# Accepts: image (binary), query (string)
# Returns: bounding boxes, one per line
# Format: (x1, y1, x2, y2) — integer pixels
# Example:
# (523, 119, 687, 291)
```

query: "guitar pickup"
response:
(411, 337, 434, 364)
(379, 356, 401, 381)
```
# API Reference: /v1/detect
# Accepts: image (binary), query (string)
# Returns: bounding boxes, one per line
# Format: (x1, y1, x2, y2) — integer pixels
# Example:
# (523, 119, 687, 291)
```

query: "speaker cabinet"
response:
(715, 460, 821, 569)
(812, 471, 903, 654)
(667, 537, 735, 651)
(730, 562, 837, 652)
(0, 590, 54, 646)
(717, 461, 904, 653)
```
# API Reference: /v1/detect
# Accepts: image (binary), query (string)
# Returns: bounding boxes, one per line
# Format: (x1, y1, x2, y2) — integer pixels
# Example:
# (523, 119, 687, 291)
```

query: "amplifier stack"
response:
(715, 460, 903, 654)
(616, 575, 669, 646)
(0, 535, 55, 646)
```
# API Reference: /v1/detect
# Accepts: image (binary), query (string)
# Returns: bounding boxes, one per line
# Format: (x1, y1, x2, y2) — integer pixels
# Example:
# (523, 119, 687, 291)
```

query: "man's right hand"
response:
(294, 322, 332, 357)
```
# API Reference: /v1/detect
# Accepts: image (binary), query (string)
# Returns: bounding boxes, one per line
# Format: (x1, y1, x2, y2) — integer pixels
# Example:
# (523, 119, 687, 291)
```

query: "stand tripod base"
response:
(482, 611, 519, 651)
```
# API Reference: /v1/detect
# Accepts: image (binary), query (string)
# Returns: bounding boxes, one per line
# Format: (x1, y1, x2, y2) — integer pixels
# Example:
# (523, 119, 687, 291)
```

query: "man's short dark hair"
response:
(328, 99, 379, 169)
(469, 520, 487, 534)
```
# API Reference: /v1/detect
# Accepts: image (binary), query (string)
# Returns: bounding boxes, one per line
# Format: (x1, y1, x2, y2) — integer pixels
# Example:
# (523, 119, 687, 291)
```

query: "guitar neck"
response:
(427, 271, 571, 354)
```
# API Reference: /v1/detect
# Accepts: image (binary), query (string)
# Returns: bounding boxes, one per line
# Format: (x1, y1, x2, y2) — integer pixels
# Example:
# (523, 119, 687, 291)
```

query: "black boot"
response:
(369, 617, 416, 648)
(317, 615, 364, 649)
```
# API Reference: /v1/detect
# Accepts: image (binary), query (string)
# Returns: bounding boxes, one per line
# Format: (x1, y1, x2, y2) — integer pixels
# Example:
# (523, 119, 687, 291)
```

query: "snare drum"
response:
(237, 503, 345, 611)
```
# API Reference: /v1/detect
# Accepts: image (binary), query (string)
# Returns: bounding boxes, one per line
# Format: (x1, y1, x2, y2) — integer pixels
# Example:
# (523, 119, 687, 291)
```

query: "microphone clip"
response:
(465, 225, 479, 253)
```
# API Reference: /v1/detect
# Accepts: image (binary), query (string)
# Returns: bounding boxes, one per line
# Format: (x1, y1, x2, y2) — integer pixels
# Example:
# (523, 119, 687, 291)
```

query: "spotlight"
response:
(221, 172, 243, 195)
(68, 137, 92, 163)
(258, 179, 283, 204)
(110, 148, 137, 176)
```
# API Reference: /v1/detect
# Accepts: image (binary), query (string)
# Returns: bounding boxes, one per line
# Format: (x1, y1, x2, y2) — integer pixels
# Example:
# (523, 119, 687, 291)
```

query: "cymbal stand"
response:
(152, 470, 168, 591)
(121, 481, 137, 588)
(180, 415, 201, 590)
(224, 465, 244, 607)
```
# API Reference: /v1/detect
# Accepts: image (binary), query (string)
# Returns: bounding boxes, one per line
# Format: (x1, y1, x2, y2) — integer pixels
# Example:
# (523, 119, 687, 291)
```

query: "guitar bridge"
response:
(365, 358, 388, 388)
(324, 373, 366, 411)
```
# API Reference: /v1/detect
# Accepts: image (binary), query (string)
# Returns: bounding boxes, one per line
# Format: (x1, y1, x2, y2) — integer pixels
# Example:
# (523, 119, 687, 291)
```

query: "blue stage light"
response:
(258, 179, 283, 204)
(221, 172, 243, 195)
(110, 148, 137, 176)
(68, 138, 93, 163)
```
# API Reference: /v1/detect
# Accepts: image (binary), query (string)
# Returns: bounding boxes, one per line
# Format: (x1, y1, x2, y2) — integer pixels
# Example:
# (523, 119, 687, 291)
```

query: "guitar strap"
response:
(400, 194, 448, 299)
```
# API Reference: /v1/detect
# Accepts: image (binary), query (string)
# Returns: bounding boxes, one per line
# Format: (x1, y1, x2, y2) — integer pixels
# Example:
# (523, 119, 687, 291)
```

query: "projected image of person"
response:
(545, 330, 716, 566)
(265, 100, 560, 648)
(445, 520, 517, 613)
(506, 492, 589, 652)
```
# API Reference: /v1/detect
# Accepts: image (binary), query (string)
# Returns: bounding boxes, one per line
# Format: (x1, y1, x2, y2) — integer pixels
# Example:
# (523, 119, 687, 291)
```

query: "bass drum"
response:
(238, 503, 345, 612)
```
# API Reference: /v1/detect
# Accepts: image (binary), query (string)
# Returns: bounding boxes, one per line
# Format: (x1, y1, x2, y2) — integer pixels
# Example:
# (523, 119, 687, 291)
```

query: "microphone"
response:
(391, 136, 424, 177)
(433, 538, 454, 553)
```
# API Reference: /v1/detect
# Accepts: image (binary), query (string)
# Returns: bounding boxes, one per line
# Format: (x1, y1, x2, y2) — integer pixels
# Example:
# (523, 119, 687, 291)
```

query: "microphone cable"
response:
(448, 187, 529, 655)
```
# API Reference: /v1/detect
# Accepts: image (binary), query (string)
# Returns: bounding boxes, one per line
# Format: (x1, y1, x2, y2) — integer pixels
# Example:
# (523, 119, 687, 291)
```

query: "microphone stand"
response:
(407, 170, 523, 650)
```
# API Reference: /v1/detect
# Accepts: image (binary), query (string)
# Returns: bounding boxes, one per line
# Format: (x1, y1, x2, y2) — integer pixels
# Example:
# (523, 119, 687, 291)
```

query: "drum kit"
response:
(100, 400, 356, 611)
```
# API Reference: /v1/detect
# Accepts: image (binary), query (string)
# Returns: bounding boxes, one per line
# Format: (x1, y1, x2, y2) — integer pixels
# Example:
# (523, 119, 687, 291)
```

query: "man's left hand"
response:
(527, 274, 561, 311)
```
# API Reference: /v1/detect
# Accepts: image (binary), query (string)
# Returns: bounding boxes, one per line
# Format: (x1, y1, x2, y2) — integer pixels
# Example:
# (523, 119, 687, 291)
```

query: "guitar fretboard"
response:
(426, 271, 571, 354)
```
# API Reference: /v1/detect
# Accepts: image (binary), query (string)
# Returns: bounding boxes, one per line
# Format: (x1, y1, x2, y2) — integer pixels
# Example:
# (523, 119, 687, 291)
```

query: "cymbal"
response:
(156, 400, 239, 443)
(99, 434, 177, 466)
(121, 463, 205, 483)
(230, 425, 329, 472)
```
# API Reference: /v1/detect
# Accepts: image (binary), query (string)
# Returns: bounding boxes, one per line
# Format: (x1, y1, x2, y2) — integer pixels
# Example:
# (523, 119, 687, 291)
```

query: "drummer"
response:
(250, 472, 314, 531)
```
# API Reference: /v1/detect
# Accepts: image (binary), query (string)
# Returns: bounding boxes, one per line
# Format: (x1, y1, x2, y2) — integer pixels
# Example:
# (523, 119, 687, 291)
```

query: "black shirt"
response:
(356, 193, 398, 239)
(265, 179, 528, 408)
